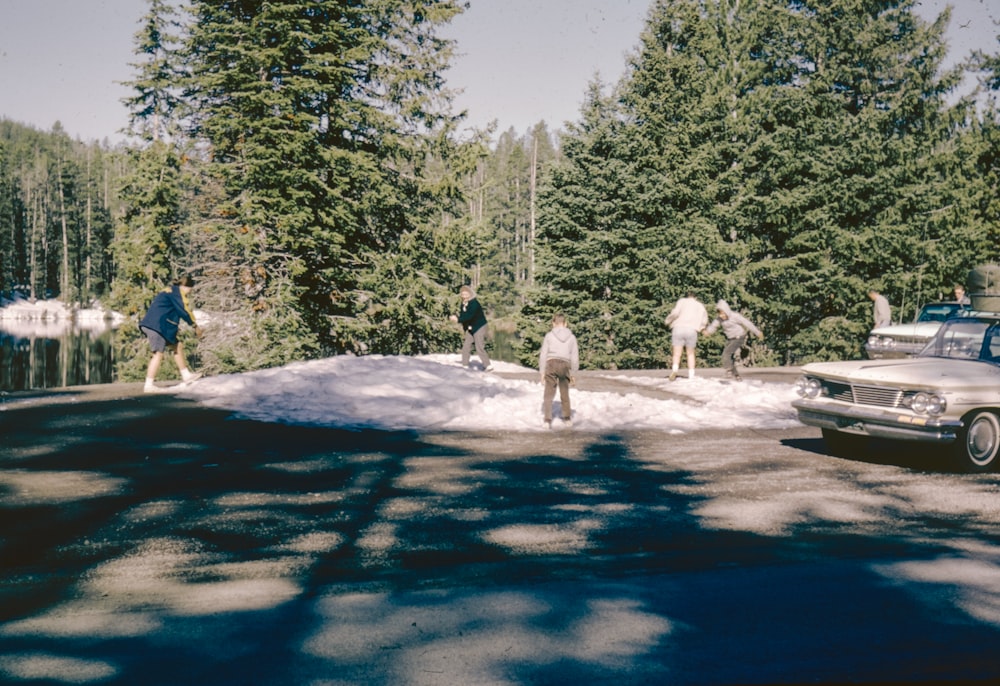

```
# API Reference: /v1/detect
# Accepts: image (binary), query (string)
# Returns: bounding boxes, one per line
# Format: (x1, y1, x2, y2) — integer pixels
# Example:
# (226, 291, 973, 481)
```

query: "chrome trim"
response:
(792, 398, 962, 443)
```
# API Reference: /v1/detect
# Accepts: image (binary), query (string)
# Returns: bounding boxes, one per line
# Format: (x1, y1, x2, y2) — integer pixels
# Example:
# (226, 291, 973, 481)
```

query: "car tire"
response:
(955, 411, 1000, 473)
(821, 428, 867, 458)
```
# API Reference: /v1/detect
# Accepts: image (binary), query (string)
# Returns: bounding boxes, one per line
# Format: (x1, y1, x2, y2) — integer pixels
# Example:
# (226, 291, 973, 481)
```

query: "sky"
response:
(0, 297, 799, 432)
(0, 1, 997, 144)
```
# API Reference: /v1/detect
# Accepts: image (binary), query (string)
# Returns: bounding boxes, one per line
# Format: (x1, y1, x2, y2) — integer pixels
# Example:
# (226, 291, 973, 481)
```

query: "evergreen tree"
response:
(520, 81, 670, 369)
(123, 0, 186, 143)
(540, 0, 972, 365)
(181, 0, 467, 366)
(112, 0, 198, 381)
(748, 0, 968, 360)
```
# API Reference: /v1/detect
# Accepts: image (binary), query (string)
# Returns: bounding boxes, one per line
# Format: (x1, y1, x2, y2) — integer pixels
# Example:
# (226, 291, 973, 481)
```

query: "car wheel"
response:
(821, 428, 867, 458)
(956, 411, 1000, 473)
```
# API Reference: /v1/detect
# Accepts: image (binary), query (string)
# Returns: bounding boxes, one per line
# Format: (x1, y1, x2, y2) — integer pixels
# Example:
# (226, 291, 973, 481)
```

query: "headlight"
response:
(908, 392, 947, 416)
(795, 377, 822, 398)
(867, 335, 895, 350)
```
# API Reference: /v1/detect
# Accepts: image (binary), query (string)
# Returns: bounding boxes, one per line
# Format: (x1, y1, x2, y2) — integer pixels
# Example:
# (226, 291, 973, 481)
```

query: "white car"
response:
(793, 313, 1000, 472)
(864, 301, 969, 359)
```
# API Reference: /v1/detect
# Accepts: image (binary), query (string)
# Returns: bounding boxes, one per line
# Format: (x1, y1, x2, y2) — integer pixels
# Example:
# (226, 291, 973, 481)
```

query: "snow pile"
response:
(0, 295, 122, 337)
(177, 354, 800, 433)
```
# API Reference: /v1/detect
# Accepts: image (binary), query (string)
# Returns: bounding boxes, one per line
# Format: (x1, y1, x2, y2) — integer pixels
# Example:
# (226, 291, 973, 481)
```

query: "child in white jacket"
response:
(539, 314, 580, 428)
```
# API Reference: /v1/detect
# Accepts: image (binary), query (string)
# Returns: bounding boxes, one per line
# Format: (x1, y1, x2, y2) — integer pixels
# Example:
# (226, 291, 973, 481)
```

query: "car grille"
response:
(887, 336, 926, 347)
(824, 381, 904, 408)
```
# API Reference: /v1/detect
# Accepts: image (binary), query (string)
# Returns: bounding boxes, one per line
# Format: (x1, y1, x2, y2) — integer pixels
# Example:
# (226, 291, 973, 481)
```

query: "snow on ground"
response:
(176, 354, 800, 433)
(0, 295, 122, 337)
(0, 297, 800, 433)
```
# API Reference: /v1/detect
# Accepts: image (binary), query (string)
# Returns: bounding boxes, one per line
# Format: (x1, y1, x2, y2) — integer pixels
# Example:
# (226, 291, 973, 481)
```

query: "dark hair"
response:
(174, 275, 196, 288)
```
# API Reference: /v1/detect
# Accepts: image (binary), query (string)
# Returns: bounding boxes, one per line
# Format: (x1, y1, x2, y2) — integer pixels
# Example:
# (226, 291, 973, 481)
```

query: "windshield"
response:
(919, 318, 1000, 361)
(916, 303, 963, 323)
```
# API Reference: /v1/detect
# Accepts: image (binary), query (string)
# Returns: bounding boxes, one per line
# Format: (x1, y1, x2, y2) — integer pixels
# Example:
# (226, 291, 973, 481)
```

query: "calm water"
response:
(0, 328, 116, 392)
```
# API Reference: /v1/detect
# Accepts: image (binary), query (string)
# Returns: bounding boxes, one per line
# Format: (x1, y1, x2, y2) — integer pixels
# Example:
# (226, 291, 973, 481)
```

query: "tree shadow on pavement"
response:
(2, 397, 1000, 684)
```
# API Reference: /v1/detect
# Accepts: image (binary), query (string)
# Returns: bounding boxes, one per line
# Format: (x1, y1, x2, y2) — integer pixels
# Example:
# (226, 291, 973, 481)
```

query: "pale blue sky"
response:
(0, 0, 996, 144)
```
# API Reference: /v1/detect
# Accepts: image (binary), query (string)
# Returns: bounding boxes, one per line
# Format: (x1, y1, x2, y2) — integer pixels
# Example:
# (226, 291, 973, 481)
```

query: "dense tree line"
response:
(0, 121, 122, 308)
(2, 0, 999, 380)
(519, 0, 1000, 367)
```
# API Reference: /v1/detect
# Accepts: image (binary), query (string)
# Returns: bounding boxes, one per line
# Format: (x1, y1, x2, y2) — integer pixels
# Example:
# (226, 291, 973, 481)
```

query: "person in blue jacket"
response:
(449, 285, 492, 371)
(139, 275, 203, 392)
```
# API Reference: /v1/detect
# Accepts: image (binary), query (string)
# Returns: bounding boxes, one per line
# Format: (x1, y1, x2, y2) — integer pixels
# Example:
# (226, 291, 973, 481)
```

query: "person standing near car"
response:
(868, 289, 891, 328)
(952, 284, 971, 305)
(703, 300, 762, 381)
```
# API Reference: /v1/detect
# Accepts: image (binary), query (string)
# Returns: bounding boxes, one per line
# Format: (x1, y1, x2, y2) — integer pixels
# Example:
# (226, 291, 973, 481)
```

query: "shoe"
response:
(181, 370, 202, 383)
(484, 365, 494, 372)
(668, 371, 677, 382)
(544, 419, 552, 429)
(563, 419, 573, 428)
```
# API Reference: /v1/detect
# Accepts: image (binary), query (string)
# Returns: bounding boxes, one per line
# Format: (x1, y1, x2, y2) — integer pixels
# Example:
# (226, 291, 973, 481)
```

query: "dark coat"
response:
(457, 297, 487, 334)
(140, 285, 195, 344)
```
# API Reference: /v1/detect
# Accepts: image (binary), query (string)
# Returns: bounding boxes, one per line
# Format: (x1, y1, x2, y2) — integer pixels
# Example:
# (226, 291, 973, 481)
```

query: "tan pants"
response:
(543, 359, 572, 421)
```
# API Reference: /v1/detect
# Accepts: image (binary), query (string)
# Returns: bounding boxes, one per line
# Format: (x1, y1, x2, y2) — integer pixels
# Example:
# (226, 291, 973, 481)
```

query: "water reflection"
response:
(0, 319, 116, 392)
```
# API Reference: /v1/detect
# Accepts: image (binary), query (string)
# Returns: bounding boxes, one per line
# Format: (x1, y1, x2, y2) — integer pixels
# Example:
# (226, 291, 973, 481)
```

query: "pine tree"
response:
(181, 0, 467, 366)
(521, 81, 670, 369)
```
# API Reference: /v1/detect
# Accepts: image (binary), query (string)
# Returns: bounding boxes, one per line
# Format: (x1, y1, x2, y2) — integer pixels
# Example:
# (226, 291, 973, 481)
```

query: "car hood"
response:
(801, 357, 1000, 387)
(868, 321, 943, 337)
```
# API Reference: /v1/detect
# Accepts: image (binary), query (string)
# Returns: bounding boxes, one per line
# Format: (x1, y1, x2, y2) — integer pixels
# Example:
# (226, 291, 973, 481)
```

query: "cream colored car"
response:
(793, 313, 1000, 472)
(864, 301, 968, 359)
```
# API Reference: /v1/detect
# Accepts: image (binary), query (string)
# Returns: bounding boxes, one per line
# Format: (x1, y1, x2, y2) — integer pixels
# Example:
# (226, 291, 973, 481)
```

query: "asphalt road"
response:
(2, 379, 1000, 685)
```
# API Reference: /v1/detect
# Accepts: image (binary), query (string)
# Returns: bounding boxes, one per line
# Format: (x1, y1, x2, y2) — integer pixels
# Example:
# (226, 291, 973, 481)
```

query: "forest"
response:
(1, 0, 999, 380)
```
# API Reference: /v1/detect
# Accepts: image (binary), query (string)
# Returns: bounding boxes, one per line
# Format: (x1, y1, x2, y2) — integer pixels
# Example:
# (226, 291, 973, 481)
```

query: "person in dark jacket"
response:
(538, 313, 579, 428)
(139, 275, 202, 392)
(449, 285, 492, 371)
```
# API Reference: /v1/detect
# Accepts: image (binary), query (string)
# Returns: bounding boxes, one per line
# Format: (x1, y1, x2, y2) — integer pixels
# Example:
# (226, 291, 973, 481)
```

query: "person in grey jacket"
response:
(702, 300, 762, 381)
(539, 313, 579, 428)
(868, 289, 891, 329)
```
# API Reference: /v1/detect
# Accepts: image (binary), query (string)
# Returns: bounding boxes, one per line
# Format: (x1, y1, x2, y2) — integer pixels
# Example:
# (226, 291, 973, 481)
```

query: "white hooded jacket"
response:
(704, 300, 762, 339)
(539, 326, 580, 373)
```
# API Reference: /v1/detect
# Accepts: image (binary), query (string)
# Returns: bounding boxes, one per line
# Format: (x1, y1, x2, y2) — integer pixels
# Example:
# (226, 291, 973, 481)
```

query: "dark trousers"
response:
(543, 359, 572, 421)
(722, 335, 747, 372)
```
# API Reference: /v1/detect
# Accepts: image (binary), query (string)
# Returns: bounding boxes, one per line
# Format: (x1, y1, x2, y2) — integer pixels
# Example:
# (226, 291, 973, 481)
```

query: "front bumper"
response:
(792, 398, 963, 443)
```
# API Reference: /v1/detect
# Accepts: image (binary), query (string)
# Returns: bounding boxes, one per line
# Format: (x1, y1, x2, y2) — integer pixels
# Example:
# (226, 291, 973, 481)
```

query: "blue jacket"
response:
(140, 285, 196, 344)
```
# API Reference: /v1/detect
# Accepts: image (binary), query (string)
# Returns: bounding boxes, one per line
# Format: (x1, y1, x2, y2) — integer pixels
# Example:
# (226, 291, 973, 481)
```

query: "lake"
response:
(0, 317, 117, 392)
